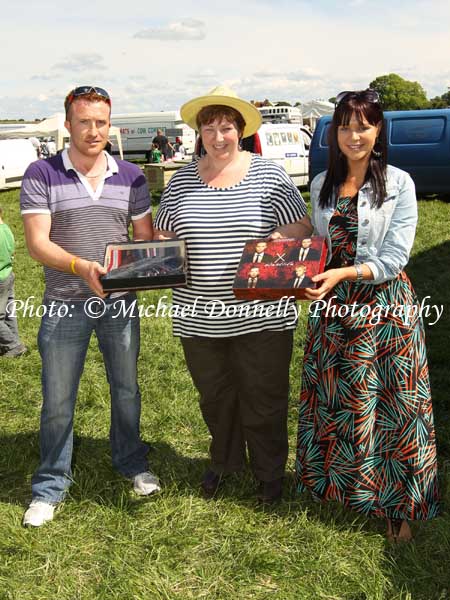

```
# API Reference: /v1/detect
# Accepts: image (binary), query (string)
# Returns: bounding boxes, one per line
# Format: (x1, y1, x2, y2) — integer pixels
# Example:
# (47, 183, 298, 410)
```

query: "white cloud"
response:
(134, 19, 206, 41)
(52, 53, 106, 73)
(30, 74, 60, 81)
(1, 1, 450, 118)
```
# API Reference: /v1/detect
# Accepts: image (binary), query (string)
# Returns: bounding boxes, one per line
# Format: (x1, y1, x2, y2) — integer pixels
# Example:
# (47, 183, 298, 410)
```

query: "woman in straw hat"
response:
(154, 85, 312, 503)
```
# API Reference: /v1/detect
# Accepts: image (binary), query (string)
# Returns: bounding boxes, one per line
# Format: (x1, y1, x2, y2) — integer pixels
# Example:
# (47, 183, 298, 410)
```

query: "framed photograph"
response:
(101, 239, 187, 292)
(233, 236, 328, 300)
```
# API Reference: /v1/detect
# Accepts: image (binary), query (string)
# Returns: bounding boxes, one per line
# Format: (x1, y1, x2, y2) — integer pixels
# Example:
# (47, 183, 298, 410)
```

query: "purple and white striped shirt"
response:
(20, 150, 151, 300)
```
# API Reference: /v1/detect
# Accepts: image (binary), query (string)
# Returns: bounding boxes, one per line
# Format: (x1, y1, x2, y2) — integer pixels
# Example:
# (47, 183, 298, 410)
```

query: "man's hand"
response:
(76, 259, 108, 298)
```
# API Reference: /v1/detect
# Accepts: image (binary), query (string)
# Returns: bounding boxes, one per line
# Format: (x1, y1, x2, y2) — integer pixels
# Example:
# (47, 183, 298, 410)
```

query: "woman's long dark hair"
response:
(319, 95, 387, 209)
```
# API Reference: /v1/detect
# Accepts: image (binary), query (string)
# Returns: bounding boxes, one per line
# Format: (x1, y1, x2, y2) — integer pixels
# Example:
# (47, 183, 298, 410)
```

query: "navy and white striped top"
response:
(154, 154, 307, 337)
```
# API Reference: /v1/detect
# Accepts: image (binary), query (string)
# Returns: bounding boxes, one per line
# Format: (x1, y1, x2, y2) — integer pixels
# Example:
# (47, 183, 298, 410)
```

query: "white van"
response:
(258, 123, 310, 186)
(110, 111, 196, 159)
(0, 139, 37, 189)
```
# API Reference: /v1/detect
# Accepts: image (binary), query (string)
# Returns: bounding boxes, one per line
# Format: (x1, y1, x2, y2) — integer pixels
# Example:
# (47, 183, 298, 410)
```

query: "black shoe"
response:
(257, 477, 283, 504)
(201, 470, 223, 498)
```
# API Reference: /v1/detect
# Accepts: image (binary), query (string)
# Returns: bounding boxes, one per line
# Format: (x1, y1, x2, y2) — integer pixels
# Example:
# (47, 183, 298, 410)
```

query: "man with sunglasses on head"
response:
(20, 86, 160, 527)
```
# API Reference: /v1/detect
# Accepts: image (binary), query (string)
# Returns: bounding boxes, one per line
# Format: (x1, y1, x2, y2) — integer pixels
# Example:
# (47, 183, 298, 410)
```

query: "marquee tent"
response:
(301, 100, 334, 130)
(0, 113, 123, 158)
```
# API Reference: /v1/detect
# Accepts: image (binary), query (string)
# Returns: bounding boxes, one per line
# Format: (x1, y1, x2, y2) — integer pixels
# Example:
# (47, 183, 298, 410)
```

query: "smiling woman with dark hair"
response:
(295, 90, 439, 543)
(155, 85, 312, 503)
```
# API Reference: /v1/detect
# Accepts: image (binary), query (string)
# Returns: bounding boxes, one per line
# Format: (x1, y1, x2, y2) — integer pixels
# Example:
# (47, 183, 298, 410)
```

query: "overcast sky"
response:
(1, 0, 449, 119)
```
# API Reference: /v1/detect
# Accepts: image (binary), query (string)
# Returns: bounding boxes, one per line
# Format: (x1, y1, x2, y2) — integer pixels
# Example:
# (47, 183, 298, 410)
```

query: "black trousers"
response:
(181, 329, 293, 482)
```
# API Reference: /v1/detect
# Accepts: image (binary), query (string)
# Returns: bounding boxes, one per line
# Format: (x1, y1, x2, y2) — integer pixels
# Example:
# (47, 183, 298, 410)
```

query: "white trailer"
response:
(0, 139, 37, 189)
(110, 111, 196, 159)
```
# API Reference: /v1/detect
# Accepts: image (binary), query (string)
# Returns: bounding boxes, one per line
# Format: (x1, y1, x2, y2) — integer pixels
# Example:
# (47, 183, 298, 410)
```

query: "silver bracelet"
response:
(354, 263, 363, 282)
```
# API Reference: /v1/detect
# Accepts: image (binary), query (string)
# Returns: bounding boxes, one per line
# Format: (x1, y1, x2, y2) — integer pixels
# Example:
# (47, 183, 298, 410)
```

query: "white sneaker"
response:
(23, 501, 55, 527)
(133, 471, 161, 496)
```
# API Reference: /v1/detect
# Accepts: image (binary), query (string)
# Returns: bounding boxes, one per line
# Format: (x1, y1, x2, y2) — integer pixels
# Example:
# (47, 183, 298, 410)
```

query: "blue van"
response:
(309, 108, 450, 194)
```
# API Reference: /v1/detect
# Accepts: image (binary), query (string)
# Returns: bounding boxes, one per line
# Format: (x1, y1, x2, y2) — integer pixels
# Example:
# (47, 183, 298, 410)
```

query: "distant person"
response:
(149, 142, 162, 163)
(38, 140, 50, 160)
(152, 128, 174, 161)
(20, 85, 159, 528)
(0, 205, 27, 357)
(174, 136, 186, 158)
(46, 138, 57, 156)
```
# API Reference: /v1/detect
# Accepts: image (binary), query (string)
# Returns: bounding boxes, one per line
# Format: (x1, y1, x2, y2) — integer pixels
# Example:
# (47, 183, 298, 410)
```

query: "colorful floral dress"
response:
(296, 195, 439, 520)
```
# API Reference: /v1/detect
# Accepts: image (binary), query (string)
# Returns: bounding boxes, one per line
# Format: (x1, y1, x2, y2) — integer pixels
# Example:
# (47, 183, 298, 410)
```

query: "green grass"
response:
(0, 189, 449, 600)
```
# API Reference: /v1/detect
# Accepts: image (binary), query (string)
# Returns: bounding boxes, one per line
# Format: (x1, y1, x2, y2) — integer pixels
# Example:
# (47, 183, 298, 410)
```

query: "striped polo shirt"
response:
(154, 154, 307, 338)
(20, 150, 151, 301)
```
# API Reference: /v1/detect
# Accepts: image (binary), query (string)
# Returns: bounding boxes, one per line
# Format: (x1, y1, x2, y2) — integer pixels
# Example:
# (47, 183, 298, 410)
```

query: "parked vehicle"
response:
(0, 138, 37, 189)
(110, 111, 196, 159)
(309, 108, 450, 194)
(258, 105, 303, 124)
(257, 123, 311, 186)
(195, 123, 311, 186)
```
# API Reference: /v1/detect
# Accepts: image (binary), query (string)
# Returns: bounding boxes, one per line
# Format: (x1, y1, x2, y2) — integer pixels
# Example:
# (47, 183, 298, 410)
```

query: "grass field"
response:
(0, 187, 449, 600)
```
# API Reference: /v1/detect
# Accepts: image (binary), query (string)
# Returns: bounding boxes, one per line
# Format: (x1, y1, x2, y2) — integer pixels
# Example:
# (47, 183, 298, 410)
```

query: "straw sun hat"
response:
(180, 85, 262, 138)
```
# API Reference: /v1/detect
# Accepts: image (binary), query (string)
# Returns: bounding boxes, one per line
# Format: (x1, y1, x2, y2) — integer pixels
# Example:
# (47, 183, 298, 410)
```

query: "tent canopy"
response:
(300, 100, 334, 119)
(0, 113, 123, 158)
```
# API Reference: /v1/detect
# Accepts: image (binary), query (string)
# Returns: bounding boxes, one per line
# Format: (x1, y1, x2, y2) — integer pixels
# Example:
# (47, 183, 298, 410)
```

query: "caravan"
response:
(110, 111, 196, 159)
(0, 139, 37, 189)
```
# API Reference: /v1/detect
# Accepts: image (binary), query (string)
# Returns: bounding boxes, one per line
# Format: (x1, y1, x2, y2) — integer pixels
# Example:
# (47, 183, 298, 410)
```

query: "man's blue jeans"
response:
(32, 294, 149, 504)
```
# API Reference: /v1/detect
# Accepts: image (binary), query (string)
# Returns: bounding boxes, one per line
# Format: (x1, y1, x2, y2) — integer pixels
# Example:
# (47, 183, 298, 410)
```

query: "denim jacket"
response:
(310, 165, 417, 285)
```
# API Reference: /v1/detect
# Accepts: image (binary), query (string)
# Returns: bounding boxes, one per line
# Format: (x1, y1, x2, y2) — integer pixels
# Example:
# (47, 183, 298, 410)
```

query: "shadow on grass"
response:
(1, 432, 449, 598)
(0, 433, 211, 507)
(407, 239, 450, 458)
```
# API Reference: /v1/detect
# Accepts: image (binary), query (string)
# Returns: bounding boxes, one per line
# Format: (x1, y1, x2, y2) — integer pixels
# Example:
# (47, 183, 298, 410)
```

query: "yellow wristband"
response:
(70, 258, 78, 275)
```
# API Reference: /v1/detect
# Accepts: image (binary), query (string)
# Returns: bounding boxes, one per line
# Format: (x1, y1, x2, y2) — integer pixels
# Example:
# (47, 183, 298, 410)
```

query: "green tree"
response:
(275, 101, 292, 106)
(369, 73, 429, 110)
(429, 90, 450, 108)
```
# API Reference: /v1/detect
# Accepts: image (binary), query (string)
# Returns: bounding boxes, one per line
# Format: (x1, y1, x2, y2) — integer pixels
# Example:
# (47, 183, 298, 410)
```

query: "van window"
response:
(287, 132, 293, 144)
(320, 123, 331, 147)
(293, 131, 300, 143)
(280, 132, 287, 144)
(391, 117, 446, 144)
(266, 133, 273, 146)
(273, 132, 281, 145)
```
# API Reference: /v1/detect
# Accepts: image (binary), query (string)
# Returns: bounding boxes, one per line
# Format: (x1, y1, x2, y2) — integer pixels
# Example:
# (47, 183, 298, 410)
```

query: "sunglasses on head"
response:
(335, 89, 380, 107)
(65, 86, 111, 111)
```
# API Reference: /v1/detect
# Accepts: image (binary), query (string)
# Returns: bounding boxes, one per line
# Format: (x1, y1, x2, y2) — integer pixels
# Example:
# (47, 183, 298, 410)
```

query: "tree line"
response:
(268, 74, 449, 111)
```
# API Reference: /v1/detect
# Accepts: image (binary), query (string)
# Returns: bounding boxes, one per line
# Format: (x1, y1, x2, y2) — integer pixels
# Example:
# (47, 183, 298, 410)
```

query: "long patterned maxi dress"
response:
(296, 195, 439, 520)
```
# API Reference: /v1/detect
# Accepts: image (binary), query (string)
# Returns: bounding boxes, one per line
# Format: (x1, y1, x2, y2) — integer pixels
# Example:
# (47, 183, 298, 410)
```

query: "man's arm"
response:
(23, 213, 107, 297)
(132, 213, 153, 241)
